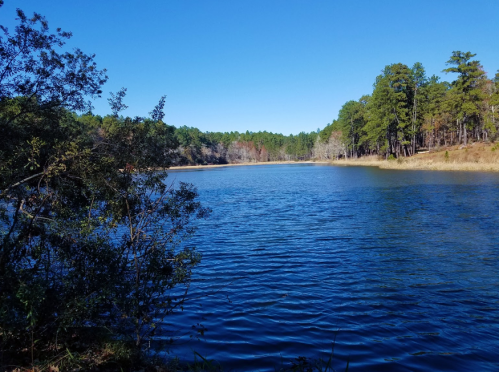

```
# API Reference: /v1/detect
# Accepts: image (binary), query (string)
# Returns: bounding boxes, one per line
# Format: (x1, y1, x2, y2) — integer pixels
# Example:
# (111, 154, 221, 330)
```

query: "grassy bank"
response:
(330, 142, 499, 172)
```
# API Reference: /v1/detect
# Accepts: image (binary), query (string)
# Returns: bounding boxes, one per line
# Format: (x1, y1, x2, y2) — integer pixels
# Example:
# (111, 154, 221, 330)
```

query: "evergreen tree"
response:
(337, 100, 365, 157)
(410, 62, 427, 154)
(364, 63, 413, 157)
(443, 51, 486, 145)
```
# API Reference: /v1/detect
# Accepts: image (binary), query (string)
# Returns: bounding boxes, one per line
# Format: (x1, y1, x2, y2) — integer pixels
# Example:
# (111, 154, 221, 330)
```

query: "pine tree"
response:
(443, 51, 486, 145)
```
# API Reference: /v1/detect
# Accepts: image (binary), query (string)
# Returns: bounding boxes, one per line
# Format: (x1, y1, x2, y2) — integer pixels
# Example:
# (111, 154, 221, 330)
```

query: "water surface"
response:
(161, 164, 499, 371)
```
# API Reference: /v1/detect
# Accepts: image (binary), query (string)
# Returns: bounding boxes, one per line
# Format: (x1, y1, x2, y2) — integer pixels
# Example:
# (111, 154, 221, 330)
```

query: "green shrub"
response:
(0, 10, 209, 369)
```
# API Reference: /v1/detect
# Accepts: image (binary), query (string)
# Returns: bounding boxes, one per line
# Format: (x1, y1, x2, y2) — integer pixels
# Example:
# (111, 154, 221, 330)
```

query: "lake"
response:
(159, 164, 499, 371)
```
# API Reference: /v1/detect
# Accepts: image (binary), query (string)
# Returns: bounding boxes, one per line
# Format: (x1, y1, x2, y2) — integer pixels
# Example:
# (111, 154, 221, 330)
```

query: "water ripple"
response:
(160, 164, 499, 371)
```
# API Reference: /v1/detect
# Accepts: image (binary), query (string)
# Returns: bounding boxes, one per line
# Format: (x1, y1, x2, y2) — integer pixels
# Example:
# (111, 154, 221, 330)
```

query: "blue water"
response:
(160, 164, 499, 371)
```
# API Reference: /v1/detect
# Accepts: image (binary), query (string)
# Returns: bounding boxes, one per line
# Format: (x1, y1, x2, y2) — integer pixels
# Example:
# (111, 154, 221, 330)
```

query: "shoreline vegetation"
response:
(170, 142, 499, 172)
(169, 160, 329, 170)
(163, 51, 499, 170)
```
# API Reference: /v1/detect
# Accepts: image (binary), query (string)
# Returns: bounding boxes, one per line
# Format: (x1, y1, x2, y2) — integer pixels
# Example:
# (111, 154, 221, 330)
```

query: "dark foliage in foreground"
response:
(0, 7, 208, 370)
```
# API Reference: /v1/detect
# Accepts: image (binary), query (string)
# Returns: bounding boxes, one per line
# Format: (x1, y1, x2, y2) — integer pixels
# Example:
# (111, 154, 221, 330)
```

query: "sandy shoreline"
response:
(168, 159, 499, 172)
(169, 159, 499, 173)
(168, 160, 329, 170)
(168, 144, 499, 173)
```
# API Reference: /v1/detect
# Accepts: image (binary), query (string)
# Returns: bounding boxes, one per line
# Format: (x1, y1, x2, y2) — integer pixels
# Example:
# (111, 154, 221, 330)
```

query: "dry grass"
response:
(330, 142, 499, 172)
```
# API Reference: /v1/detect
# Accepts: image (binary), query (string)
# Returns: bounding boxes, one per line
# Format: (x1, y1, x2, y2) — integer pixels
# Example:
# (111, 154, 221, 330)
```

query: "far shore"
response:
(169, 160, 329, 170)
(168, 143, 499, 173)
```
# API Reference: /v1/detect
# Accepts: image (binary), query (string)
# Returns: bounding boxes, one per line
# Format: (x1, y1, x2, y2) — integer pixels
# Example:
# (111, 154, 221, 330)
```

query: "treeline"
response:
(165, 51, 499, 164)
(19, 50, 493, 169)
(320, 52, 499, 159)
(73, 119, 320, 165)
(175, 127, 316, 164)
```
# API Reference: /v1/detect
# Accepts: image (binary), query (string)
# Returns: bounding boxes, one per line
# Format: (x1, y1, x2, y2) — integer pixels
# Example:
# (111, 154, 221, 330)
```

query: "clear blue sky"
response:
(2, 0, 498, 135)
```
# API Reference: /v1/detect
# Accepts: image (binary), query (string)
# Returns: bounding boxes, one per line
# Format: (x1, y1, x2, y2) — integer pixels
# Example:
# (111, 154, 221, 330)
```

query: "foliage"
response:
(363, 63, 413, 158)
(173, 127, 318, 164)
(336, 99, 366, 157)
(0, 8, 107, 118)
(442, 51, 487, 144)
(0, 8, 208, 369)
(321, 52, 497, 159)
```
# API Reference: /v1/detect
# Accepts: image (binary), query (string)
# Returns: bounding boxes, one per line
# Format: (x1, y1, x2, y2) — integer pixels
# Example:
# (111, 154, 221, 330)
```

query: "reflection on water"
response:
(160, 164, 499, 371)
